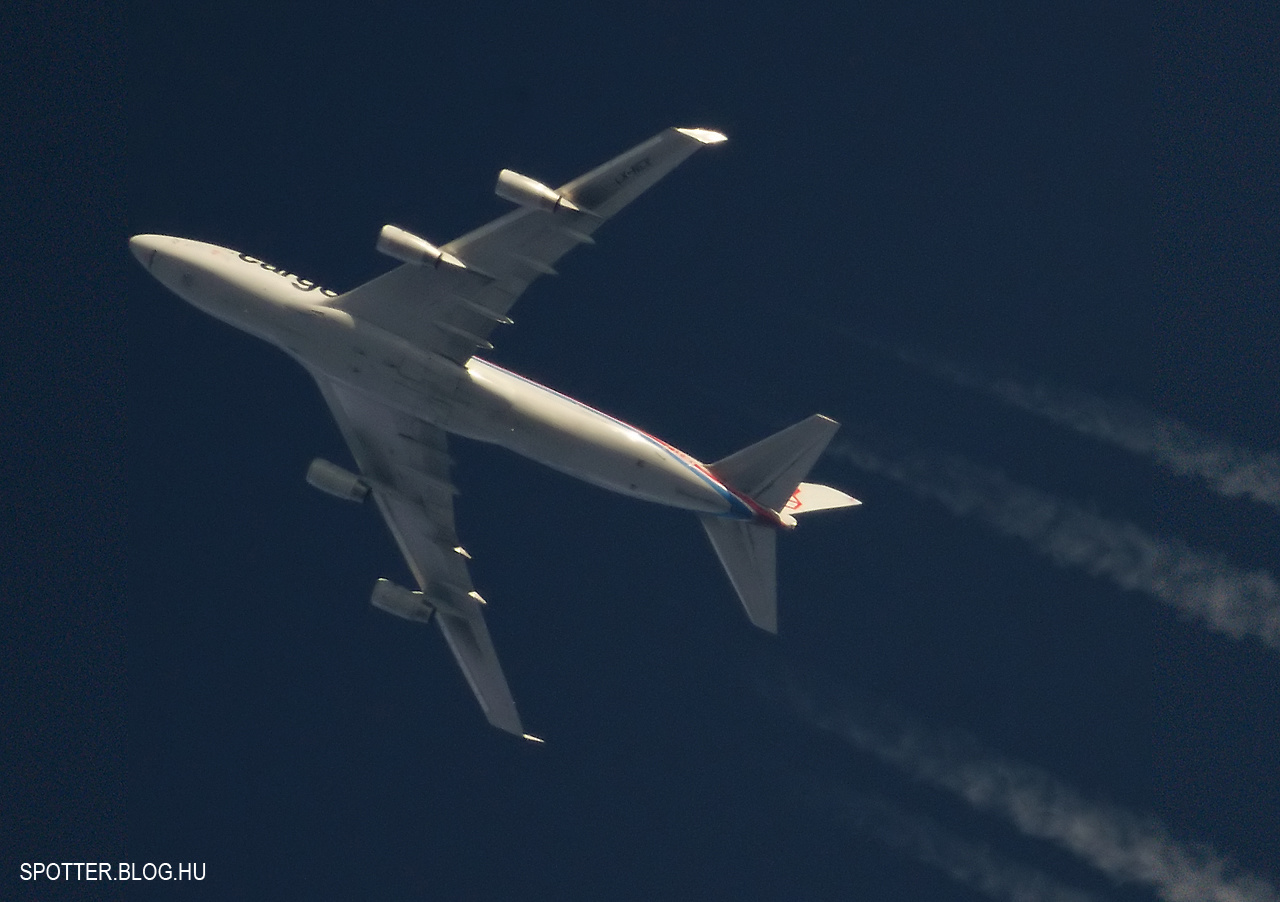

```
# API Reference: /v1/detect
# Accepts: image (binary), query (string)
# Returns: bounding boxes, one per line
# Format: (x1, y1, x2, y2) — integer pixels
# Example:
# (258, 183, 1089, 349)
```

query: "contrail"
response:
(892, 346, 1280, 515)
(829, 441, 1280, 653)
(803, 782, 1104, 902)
(795, 693, 1280, 902)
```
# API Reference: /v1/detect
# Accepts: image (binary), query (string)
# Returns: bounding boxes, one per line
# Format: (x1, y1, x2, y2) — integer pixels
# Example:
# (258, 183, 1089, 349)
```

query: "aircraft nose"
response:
(129, 234, 162, 270)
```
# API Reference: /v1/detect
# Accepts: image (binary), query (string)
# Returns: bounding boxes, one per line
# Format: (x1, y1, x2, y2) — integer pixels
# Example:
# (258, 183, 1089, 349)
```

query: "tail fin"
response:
(698, 517, 778, 632)
(701, 415, 856, 633)
(785, 482, 862, 516)
(710, 414, 841, 511)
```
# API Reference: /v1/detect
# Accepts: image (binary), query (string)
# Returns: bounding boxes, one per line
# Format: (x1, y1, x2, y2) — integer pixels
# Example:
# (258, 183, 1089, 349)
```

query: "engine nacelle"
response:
(495, 169, 582, 213)
(372, 576, 484, 623)
(371, 578, 435, 624)
(305, 458, 369, 503)
(376, 224, 467, 269)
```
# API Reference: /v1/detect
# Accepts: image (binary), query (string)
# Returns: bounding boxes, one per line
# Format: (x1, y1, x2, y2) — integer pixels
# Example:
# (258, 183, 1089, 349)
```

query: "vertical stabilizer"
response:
(698, 516, 778, 632)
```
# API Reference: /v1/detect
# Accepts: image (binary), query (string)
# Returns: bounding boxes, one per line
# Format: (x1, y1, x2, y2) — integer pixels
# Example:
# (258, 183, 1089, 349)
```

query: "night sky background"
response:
(7, 2, 1278, 899)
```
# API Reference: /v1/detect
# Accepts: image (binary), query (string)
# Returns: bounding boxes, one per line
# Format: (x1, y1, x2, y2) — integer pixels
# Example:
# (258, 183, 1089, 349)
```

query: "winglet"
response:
(675, 127, 728, 144)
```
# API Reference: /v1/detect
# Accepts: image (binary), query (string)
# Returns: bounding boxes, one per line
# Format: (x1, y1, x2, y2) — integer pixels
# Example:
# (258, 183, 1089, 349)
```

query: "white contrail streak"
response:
(796, 695, 1280, 902)
(806, 783, 1104, 902)
(829, 442, 1280, 653)
(893, 347, 1280, 515)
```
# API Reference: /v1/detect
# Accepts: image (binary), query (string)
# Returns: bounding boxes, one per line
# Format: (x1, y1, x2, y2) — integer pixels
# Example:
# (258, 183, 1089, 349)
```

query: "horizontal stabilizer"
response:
(711, 415, 841, 512)
(699, 516, 777, 633)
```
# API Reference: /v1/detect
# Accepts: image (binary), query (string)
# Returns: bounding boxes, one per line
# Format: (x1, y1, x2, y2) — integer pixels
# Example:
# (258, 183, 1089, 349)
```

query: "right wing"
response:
(311, 373, 525, 737)
(330, 127, 726, 364)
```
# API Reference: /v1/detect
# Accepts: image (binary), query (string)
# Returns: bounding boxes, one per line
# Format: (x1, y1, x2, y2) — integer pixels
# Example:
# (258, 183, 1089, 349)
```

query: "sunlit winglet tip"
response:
(675, 127, 728, 144)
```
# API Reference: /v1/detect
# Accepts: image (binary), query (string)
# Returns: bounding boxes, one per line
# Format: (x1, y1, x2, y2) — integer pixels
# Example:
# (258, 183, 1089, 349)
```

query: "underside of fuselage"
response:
(457, 359, 745, 516)
(135, 233, 753, 520)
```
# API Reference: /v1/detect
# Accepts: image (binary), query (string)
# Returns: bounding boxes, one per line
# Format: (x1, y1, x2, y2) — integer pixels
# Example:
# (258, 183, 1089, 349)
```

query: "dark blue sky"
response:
(8, 2, 1278, 899)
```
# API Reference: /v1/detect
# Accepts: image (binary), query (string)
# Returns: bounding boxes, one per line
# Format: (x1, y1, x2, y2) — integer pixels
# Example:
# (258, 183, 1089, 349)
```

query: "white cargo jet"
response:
(131, 127, 859, 739)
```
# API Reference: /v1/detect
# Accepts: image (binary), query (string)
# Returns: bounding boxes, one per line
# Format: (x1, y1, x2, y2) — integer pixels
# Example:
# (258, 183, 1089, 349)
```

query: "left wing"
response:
(329, 126, 726, 363)
(311, 374, 525, 736)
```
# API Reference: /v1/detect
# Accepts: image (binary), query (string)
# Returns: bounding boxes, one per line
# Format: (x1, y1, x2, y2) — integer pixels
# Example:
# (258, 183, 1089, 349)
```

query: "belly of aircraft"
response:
(458, 360, 731, 515)
(288, 335, 731, 515)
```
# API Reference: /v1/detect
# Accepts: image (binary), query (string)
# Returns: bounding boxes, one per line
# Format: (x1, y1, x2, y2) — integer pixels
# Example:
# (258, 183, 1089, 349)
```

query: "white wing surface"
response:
(312, 375, 524, 736)
(330, 127, 726, 363)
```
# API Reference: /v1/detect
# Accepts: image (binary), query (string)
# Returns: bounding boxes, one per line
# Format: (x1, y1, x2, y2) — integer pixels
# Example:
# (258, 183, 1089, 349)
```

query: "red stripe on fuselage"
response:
(473, 359, 784, 526)
(644, 433, 789, 529)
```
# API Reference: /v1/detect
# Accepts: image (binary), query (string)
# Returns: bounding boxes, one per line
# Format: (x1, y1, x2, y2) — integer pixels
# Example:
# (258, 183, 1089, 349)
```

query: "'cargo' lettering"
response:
(239, 253, 338, 297)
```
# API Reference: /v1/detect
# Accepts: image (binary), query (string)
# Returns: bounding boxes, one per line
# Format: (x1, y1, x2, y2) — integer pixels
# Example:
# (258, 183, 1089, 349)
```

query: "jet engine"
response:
(305, 458, 369, 502)
(376, 224, 467, 269)
(371, 578, 435, 624)
(372, 576, 486, 623)
(495, 169, 583, 213)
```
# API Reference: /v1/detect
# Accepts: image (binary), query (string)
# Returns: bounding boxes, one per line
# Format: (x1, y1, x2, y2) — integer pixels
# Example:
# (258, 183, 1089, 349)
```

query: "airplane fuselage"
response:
(133, 235, 768, 522)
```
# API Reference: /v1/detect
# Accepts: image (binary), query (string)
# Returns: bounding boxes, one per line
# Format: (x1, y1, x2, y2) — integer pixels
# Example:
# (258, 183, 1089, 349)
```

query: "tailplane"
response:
(710, 414, 842, 511)
(698, 517, 778, 632)
(701, 415, 859, 633)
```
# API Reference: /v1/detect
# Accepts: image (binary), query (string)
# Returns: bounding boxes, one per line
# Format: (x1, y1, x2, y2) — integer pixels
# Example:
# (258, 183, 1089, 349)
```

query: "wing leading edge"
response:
(312, 374, 524, 736)
(329, 126, 726, 363)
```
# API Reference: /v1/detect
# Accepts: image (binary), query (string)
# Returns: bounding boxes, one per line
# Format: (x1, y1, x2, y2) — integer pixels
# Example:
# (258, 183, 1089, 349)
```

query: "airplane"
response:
(130, 127, 860, 740)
